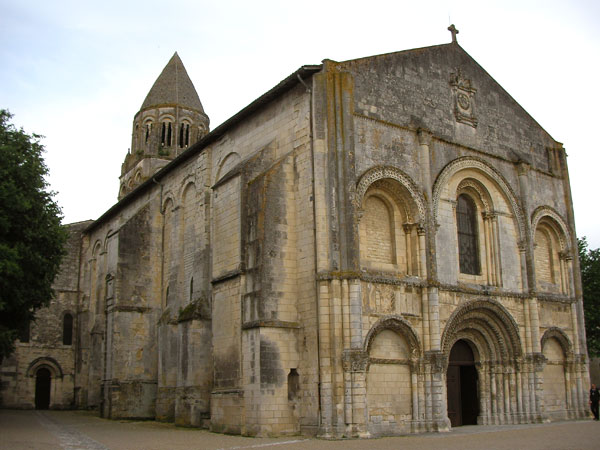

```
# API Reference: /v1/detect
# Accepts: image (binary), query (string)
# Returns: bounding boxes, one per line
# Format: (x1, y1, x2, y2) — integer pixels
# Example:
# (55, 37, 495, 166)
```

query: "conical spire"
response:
(140, 52, 205, 113)
(119, 52, 210, 200)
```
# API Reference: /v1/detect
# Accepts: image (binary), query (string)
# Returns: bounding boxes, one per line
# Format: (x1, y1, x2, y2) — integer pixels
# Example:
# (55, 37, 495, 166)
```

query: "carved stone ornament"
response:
(425, 350, 447, 373)
(342, 349, 369, 372)
(450, 69, 478, 128)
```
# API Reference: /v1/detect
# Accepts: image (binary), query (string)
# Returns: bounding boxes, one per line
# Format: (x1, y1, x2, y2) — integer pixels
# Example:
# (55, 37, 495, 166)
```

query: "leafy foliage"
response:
(0, 110, 67, 360)
(579, 237, 600, 357)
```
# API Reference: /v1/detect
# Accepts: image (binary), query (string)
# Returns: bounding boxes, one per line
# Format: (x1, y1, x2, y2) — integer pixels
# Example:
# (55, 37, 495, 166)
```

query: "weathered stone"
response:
(1, 33, 590, 438)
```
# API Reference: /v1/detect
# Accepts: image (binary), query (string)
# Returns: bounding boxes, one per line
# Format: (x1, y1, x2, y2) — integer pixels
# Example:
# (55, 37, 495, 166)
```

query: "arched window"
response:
(63, 313, 73, 345)
(161, 121, 172, 146)
(457, 194, 480, 275)
(179, 123, 190, 148)
(145, 122, 152, 143)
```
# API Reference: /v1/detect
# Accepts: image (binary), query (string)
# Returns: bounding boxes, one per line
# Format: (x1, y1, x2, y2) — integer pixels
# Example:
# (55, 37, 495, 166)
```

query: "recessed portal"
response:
(446, 339, 479, 427)
(35, 368, 51, 410)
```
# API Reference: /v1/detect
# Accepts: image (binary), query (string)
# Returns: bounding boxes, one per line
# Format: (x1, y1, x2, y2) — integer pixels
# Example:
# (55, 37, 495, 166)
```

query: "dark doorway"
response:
(35, 368, 51, 409)
(446, 340, 479, 427)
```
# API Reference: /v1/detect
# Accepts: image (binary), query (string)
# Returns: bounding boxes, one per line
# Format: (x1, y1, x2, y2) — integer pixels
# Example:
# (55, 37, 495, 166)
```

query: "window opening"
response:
(288, 368, 300, 400)
(457, 194, 480, 275)
(63, 313, 73, 345)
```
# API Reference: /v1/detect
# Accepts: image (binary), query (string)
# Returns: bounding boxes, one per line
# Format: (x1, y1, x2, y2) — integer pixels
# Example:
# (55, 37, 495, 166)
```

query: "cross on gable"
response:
(448, 24, 459, 43)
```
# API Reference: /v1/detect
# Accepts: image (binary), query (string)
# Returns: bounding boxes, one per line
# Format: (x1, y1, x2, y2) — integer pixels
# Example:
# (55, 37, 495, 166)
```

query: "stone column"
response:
(417, 225, 427, 278)
(410, 362, 420, 432)
(342, 349, 370, 437)
(425, 351, 449, 431)
(476, 362, 488, 424)
(516, 362, 524, 423)
(403, 223, 414, 276)
(482, 212, 495, 286)
(317, 281, 334, 437)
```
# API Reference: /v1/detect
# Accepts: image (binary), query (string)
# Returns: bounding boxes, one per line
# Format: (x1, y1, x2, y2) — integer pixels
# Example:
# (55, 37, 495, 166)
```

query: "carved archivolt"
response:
(531, 206, 571, 252)
(540, 327, 574, 359)
(356, 166, 426, 224)
(441, 298, 523, 361)
(364, 315, 422, 359)
(456, 178, 493, 214)
(432, 157, 526, 240)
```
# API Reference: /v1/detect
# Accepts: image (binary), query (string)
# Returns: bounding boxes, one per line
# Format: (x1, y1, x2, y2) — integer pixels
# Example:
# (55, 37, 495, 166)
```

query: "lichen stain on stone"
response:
(260, 336, 284, 387)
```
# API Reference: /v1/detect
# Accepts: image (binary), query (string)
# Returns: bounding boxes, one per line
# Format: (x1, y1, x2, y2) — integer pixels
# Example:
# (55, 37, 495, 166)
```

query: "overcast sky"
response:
(1, 0, 599, 248)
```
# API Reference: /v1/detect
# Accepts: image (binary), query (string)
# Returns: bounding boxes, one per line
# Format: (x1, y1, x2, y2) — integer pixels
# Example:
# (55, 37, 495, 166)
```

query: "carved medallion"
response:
(450, 68, 478, 127)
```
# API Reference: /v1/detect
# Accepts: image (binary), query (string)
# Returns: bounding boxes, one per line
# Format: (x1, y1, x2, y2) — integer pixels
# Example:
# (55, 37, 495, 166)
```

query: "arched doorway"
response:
(35, 368, 51, 409)
(446, 340, 479, 427)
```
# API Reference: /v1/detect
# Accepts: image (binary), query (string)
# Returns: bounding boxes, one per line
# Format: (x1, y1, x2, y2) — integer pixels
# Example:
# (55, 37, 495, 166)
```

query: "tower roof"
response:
(140, 52, 205, 113)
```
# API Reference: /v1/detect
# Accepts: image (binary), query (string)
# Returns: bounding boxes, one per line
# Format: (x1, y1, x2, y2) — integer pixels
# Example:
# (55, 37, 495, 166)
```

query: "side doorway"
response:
(446, 339, 479, 427)
(35, 368, 51, 409)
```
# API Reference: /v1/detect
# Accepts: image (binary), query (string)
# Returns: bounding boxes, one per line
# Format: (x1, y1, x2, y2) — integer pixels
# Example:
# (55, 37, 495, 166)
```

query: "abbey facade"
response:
(0, 35, 591, 437)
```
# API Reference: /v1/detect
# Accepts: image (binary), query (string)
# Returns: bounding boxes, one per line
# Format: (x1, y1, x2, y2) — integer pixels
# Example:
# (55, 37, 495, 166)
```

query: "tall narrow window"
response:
(457, 194, 480, 275)
(166, 122, 172, 146)
(189, 278, 194, 302)
(63, 313, 73, 345)
(145, 123, 151, 143)
(179, 123, 190, 148)
(161, 122, 166, 145)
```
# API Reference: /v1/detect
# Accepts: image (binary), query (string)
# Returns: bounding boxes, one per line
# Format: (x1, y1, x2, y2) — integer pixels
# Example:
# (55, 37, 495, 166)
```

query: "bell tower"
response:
(119, 52, 210, 199)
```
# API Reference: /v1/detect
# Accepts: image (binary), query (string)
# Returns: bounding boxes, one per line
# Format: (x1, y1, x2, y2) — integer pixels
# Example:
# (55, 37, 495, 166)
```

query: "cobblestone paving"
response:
(1, 410, 598, 450)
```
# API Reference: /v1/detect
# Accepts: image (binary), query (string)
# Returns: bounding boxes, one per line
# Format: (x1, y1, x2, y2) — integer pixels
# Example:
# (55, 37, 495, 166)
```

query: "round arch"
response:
(364, 315, 422, 360)
(531, 206, 571, 252)
(432, 156, 526, 241)
(356, 166, 426, 225)
(26, 357, 64, 379)
(441, 298, 523, 361)
(215, 152, 241, 184)
(541, 327, 574, 359)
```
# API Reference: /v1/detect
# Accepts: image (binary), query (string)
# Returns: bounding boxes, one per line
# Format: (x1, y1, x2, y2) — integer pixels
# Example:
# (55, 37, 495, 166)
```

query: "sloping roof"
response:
(140, 52, 205, 113)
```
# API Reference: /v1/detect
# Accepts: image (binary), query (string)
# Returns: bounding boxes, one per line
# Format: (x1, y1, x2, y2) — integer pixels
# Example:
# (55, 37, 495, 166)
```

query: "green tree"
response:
(579, 237, 600, 357)
(0, 109, 67, 360)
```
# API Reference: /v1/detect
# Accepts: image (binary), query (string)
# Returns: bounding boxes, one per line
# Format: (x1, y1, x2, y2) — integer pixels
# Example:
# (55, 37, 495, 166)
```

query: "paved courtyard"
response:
(0, 409, 598, 450)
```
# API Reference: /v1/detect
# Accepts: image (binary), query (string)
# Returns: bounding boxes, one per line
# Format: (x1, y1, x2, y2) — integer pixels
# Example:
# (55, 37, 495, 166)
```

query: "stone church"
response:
(0, 28, 591, 437)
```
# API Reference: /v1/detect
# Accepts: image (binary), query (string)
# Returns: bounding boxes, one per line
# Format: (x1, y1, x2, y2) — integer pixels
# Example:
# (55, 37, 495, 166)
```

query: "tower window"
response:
(63, 313, 73, 346)
(145, 123, 152, 143)
(161, 121, 172, 146)
(179, 123, 190, 148)
(457, 194, 480, 275)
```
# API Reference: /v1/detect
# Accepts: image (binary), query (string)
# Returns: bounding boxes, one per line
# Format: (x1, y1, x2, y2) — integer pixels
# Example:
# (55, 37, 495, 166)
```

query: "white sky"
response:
(1, 0, 599, 248)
